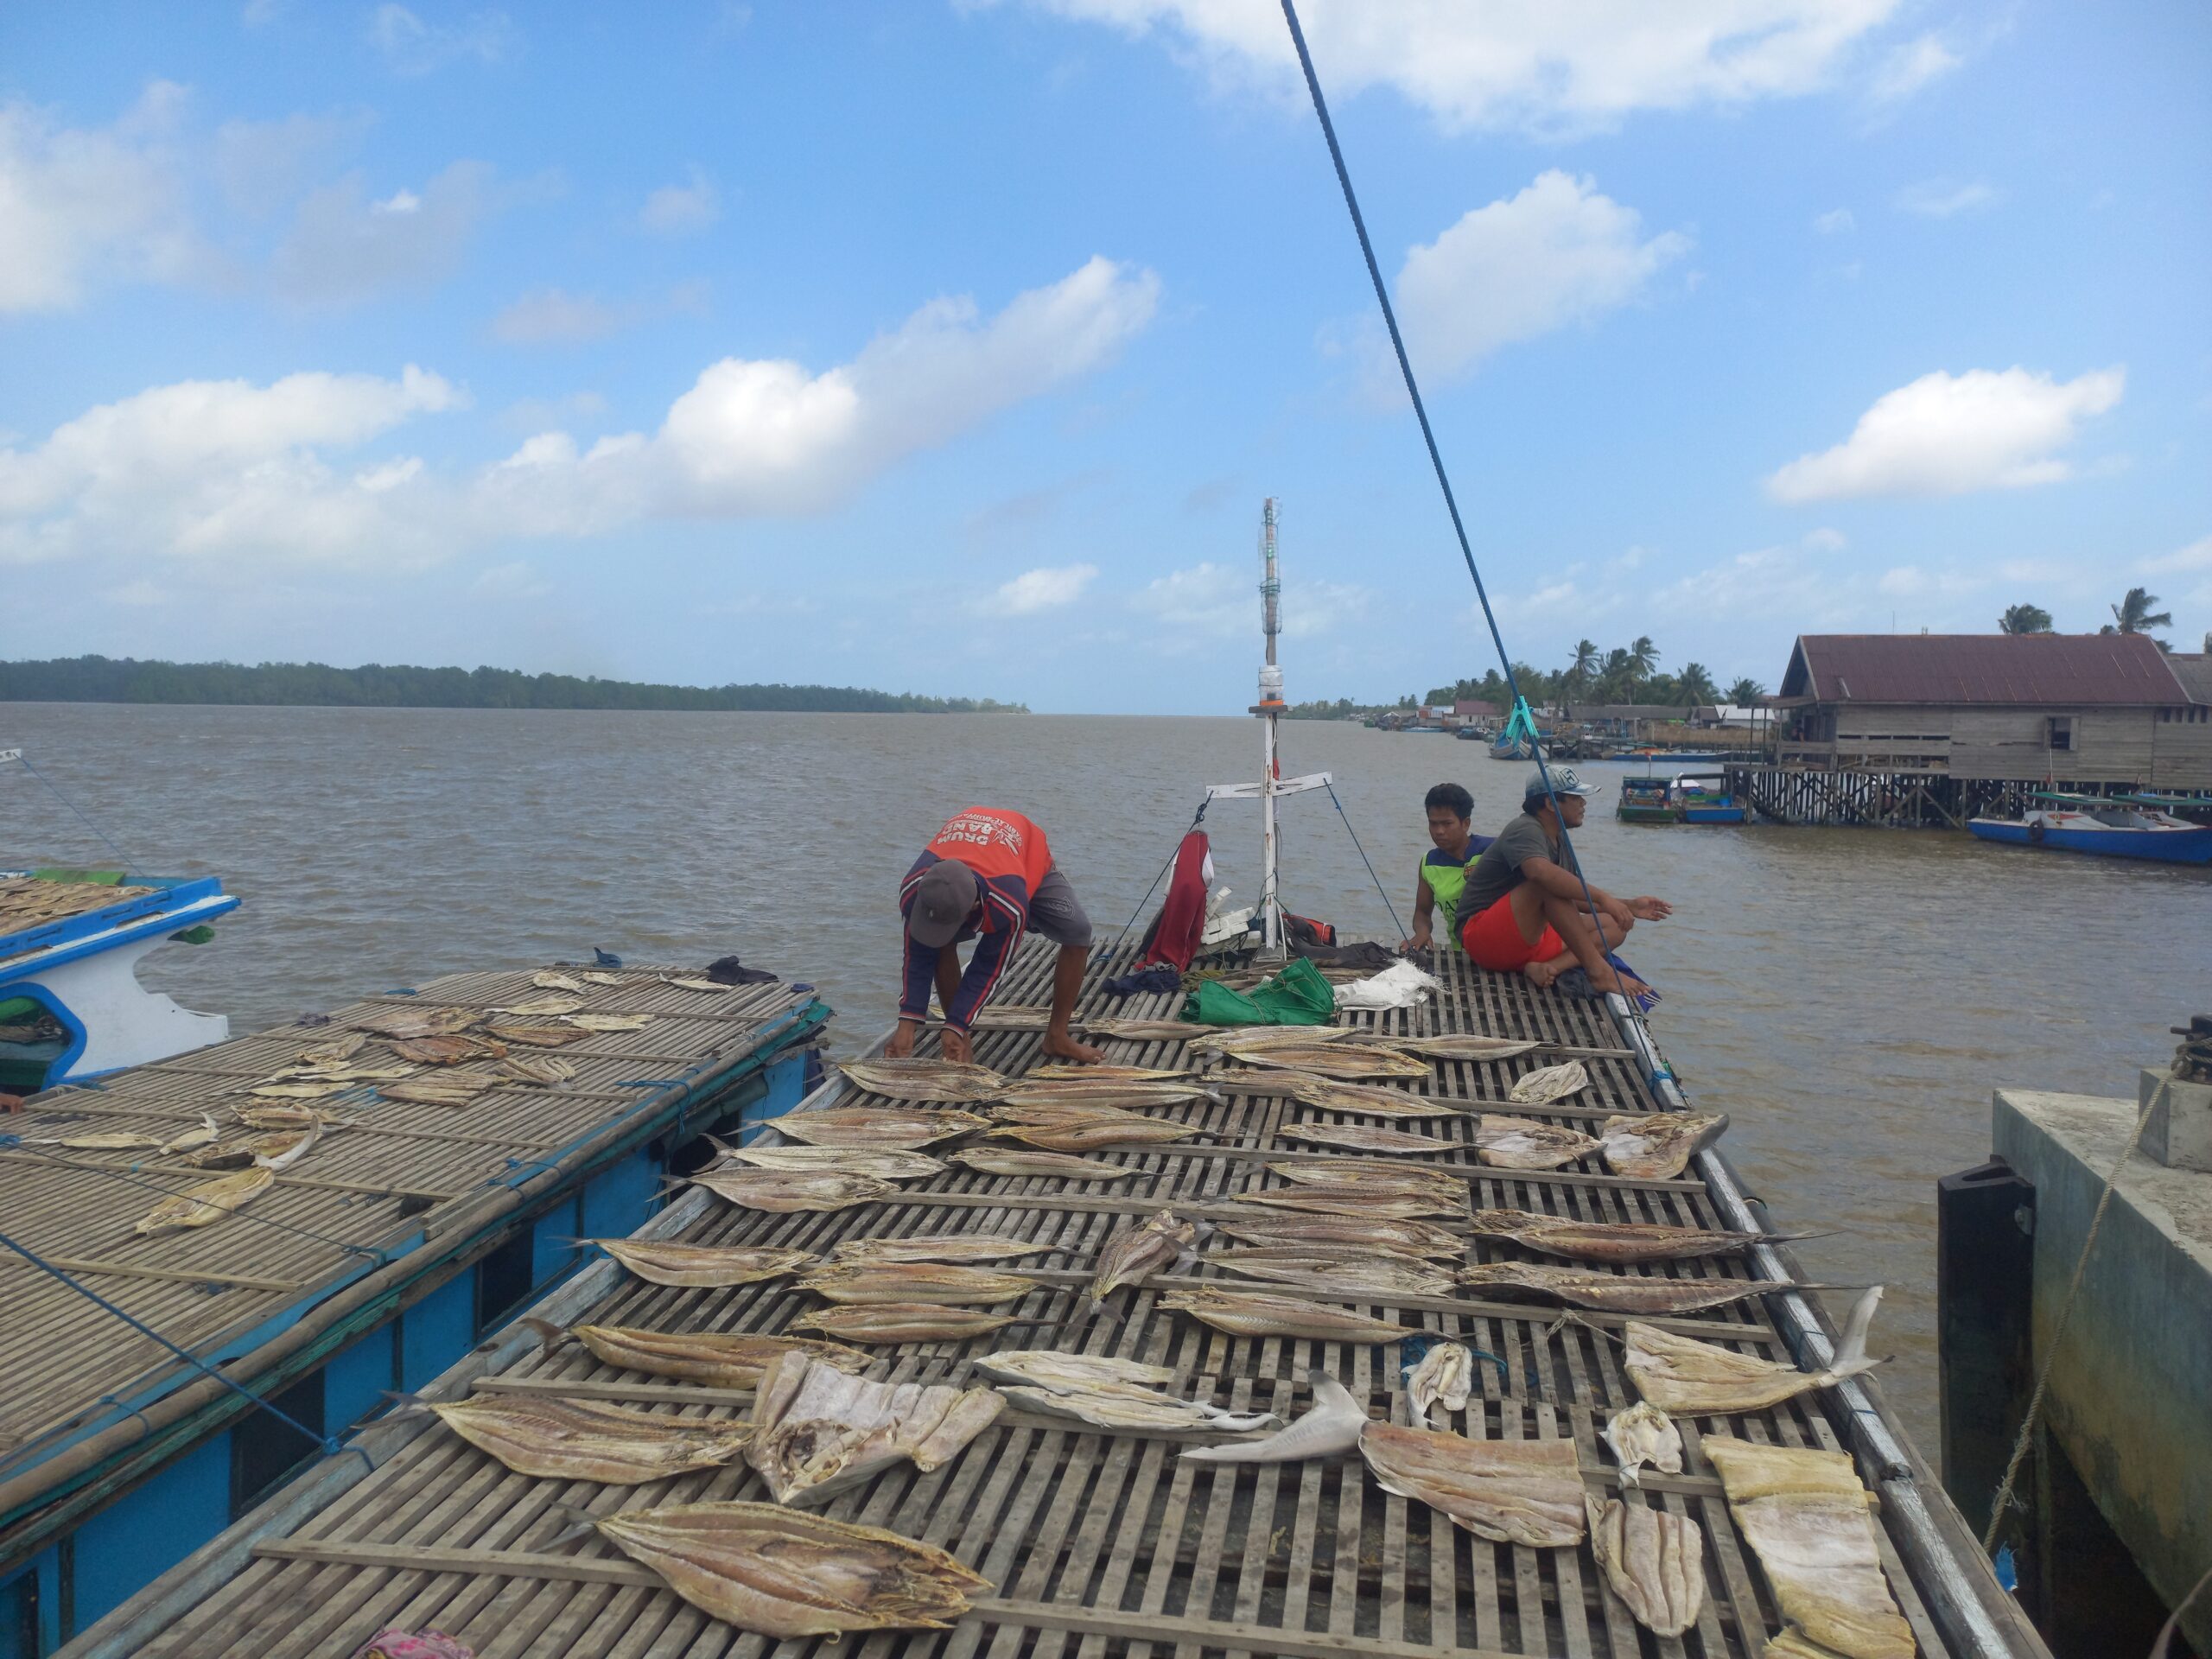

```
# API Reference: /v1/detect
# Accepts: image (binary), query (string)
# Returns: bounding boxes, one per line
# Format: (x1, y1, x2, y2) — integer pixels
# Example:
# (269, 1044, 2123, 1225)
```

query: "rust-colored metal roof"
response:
(1780, 632, 2196, 705)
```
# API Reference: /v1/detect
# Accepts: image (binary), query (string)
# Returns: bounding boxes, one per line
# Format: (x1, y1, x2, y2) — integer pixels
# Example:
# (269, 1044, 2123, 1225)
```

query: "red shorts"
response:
(1459, 890, 1564, 972)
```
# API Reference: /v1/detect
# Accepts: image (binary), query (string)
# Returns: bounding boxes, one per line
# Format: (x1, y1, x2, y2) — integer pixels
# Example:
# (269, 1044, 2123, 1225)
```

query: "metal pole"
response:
(1256, 499, 1286, 956)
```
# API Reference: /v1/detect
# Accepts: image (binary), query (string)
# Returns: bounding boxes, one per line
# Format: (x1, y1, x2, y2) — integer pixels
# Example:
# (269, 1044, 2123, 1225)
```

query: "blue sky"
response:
(3, 0, 2207, 712)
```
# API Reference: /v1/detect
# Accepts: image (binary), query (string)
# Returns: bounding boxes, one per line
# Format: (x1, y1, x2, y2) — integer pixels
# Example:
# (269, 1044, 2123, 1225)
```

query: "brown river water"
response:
(4, 703, 2203, 1466)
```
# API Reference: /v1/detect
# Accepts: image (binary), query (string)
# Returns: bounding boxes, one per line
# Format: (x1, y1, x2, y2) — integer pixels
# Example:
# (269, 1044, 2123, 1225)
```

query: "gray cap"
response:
(1525, 764, 1603, 804)
(907, 860, 979, 948)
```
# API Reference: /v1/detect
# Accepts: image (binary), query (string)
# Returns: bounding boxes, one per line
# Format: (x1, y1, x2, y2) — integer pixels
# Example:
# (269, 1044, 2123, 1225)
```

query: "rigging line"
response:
(1278, 0, 1615, 958)
(1113, 800, 1208, 946)
(1324, 780, 1406, 939)
(8, 752, 140, 878)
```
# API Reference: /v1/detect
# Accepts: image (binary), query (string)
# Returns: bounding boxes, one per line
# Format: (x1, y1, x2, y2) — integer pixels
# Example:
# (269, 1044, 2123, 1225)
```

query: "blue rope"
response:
(9, 753, 140, 877)
(1280, 0, 1612, 944)
(1324, 781, 1406, 938)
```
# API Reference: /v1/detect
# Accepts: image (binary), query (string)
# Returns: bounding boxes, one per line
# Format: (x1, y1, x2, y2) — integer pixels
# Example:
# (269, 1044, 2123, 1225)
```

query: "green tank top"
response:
(1421, 845, 1478, 951)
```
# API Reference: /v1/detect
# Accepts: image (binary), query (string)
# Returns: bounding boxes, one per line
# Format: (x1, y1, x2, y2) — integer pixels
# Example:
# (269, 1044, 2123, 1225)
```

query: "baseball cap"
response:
(907, 860, 979, 948)
(1524, 764, 1604, 804)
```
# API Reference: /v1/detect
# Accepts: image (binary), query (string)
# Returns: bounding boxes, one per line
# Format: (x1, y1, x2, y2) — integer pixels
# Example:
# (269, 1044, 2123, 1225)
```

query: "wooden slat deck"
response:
(69, 940, 1977, 1659)
(0, 966, 822, 1522)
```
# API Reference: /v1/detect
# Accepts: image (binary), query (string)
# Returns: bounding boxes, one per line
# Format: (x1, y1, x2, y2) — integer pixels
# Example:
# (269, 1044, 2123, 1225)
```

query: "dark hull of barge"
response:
(62, 940, 2042, 1659)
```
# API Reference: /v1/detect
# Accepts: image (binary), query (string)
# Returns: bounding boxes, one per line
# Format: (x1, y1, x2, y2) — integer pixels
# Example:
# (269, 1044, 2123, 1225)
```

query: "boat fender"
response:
(2026, 821, 2045, 843)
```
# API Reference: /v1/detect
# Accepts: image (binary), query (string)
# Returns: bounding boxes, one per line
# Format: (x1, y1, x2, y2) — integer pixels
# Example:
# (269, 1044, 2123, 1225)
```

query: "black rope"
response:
(1325, 781, 1407, 938)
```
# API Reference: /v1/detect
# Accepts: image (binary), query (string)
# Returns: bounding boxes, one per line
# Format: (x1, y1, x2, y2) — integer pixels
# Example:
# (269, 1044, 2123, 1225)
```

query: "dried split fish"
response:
(1027, 1063, 1189, 1082)
(496, 1054, 577, 1084)
(1466, 1208, 1773, 1263)
(986, 1119, 1200, 1154)
(1509, 1060, 1588, 1104)
(969, 1350, 1179, 1392)
(1159, 1287, 1418, 1344)
(687, 1168, 896, 1213)
(1702, 1434, 1916, 1659)
(1281, 1076, 1468, 1118)
(747, 1351, 1004, 1503)
(794, 1305, 1024, 1344)
(46, 1128, 162, 1150)
(992, 1079, 1211, 1109)
(997, 1384, 1273, 1433)
(391, 1033, 507, 1065)
(1199, 1026, 1361, 1054)
(297, 1031, 365, 1065)
(484, 1022, 591, 1049)
(1090, 1211, 1200, 1304)
(1230, 1044, 1431, 1081)
(1275, 1121, 1450, 1156)
(1602, 1401, 1681, 1487)
(232, 1103, 350, 1131)
(570, 1501, 991, 1637)
(795, 1262, 1034, 1306)
(1265, 1160, 1467, 1206)
(1473, 1116, 1602, 1171)
(533, 970, 585, 991)
(588, 1238, 816, 1287)
(580, 969, 625, 985)
(964, 1006, 1053, 1030)
(830, 1235, 1070, 1267)
(133, 1166, 274, 1234)
(1358, 1422, 1585, 1547)
(524, 1319, 868, 1387)
(1211, 1250, 1459, 1299)
(1626, 1287, 1885, 1415)
(774, 1107, 985, 1148)
(380, 1069, 503, 1107)
(719, 1144, 945, 1182)
(1599, 1112, 1728, 1180)
(251, 1124, 321, 1171)
(1408, 1343, 1474, 1424)
(1215, 1214, 1467, 1259)
(159, 1114, 223, 1155)
(1081, 1017, 1202, 1042)
(663, 976, 736, 993)
(1456, 1262, 1796, 1314)
(568, 1011, 654, 1032)
(1588, 1497, 1705, 1637)
(412, 1393, 751, 1484)
(988, 1101, 1149, 1127)
(1374, 1033, 1541, 1063)
(352, 1006, 480, 1039)
(839, 1058, 1007, 1103)
(1233, 1188, 1463, 1222)
(1181, 1370, 1366, 1464)
(950, 1147, 1135, 1181)
(497, 993, 586, 1017)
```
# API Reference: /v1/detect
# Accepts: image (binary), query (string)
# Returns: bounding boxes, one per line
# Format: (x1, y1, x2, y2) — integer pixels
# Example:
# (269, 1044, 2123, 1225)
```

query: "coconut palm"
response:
(1677, 662, 1719, 703)
(1726, 677, 1766, 706)
(1999, 603, 2053, 634)
(1629, 636, 1660, 679)
(2103, 588, 2172, 635)
(1562, 639, 1599, 699)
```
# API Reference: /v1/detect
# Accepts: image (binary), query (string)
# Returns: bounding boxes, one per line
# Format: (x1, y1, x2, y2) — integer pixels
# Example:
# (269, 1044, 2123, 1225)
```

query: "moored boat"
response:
(1675, 772, 1748, 824)
(1967, 792, 2212, 865)
(1617, 775, 1676, 824)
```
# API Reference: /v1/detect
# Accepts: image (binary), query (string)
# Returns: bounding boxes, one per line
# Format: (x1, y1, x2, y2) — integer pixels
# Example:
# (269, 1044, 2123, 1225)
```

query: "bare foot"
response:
(885, 1020, 920, 1059)
(1041, 1031, 1106, 1065)
(940, 1028, 976, 1065)
(1522, 956, 1570, 990)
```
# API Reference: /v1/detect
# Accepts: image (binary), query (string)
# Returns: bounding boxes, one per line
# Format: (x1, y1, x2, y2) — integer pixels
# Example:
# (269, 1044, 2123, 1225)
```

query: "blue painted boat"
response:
(1675, 772, 1748, 824)
(1967, 796, 2212, 865)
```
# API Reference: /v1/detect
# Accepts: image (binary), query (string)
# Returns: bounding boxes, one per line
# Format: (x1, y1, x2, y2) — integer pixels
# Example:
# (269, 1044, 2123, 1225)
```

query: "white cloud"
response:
(2141, 535, 2212, 575)
(274, 160, 495, 303)
(1870, 32, 1961, 100)
(1765, 366, 2125, 503)
(211, 110, 365, 218)
(1814, 207, 1854, 234)
(1133, 560, 1366, 639)
(472, 559, 549, 598)
(1895, 177, 1995, 218)
(367, 5, 515, 74)
(1395, 172, 1688, 380)
(1802, 525, 1847, 551)
(1877, 563, 1986, 598)
(984, 563, 1098, 614)
(989, 0, 1905, 133)
(639, 167, 720, 235)
(493, 288, 624, 343)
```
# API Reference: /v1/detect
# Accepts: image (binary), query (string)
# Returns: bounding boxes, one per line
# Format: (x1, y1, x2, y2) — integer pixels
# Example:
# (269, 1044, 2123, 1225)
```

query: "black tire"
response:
(2027, 821, 2045, 844)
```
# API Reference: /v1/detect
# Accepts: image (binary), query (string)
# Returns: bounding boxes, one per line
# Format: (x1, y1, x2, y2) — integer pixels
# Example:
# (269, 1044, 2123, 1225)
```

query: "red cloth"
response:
(1459, 890, 1564, 971)
(1137, 830, 1211, 971)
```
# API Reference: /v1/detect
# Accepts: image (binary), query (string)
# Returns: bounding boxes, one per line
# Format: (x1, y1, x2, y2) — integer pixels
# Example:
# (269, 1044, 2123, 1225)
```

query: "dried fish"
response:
(1602, 1401, 1681, 1487)
(1081, 1017, 1203, 1042)
(986, 1119, 1200, 1154)
(1509, 1060, 1588, 1104)
(533, 970, 585, 991)
(997, 1384, 1273, 1433)
(414, 1393, 751, 1484)
(524, 1318, 869, 1387)
(297, 1031, 365, 1065)
(1588, 1497, 1705, 1637)
(1626, 1287, 1885, 1415)
(1473, 1116, 1602, 1171)
(794, 1262, 1034, 1306)
(964, 1006, 1053, 1030)
(793, 1305, 1025, 1344)
(1599, 1112, 1728, 1179)
(1408, 1343, 1474, 1423)
(1199, 1026, 1360, 1054)
(1230, 1044, 1431, 1080)
(176, 1133, 257, 1169)
(247, 1079, 354, 1100)
(839, 1058, 1008, 1103)
(567, 1011, 655, 1032)
(1090, 1211, 1200, 1303)
(351, 1006, 480, 1039)
(1159, 1287, 1418, 1344)
(1233, 1188, 1465, 1221)
(1182, 1370, 1366, 1463)
(1275, 1120, 1449, 1155)
(830, 1235, 1070, 1267)
(580, 969, 625, 985)
(663, 976, 735, 993)
(588, 1238, 816, 1287)
(251, 1124, 321, 1170)
(496, 1054, 578, 1084)
(497, 993, 586, 1017)
(484, 1022, 591, 1048)
(381, 1069, 503, 1108)
(232, 1103, 351, 1131)
(686, 1168, 896, 1213)
(988, 1100, 1148, 1127)
(45, 1128, 162, 1150)
(1465, 1208, 1773, 1263)
(1280, 1076, 1468, 1118)
(969, 1351, 1180, 1394)
(1027, 1063, 1189, 1082)
(747, 1351, 1006, 1503)
(1214, 1214, 1465, 1258)
(1456, 1262, 1796, 1314)
(1373, 1033, 1541, 1063)
(572, 1500, 991, 1637)
(950, 1147, 1135, 1181)
(1264, 1160, 1467, 1206)
(719, 1144, 946, 1182)
(391, 1033, 507, 1065)
(1211, 1250, 1459, 1299)
(1702, 1434, 1915, 1659)
(774, 1107, 986, 1148)
(1358, 1422, 1585, 1546)
(158, 1114, 224, 1155)
(992, 1080, 1211, 1109)
(133, 1166, 274, 1234)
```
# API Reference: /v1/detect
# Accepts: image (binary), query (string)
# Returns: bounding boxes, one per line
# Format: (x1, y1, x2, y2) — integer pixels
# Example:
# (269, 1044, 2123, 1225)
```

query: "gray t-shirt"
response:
(1459, 811, 1580, 920)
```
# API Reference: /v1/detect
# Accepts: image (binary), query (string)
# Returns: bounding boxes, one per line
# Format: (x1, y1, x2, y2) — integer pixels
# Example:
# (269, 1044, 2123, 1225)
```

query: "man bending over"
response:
(889, 805, 1104, 1066)
(1458, 767, 1670, 1001)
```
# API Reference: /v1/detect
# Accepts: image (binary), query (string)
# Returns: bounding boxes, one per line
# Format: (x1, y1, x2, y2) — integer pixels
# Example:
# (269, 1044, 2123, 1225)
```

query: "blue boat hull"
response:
(1682, 804, 1746, 824)
(1967, 819, 2212, 865)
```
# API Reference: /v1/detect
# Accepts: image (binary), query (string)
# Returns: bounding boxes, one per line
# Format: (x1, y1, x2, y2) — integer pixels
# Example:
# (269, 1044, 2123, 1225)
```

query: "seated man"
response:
(888, 805, 1103, 1066)
(1458, 766, 1669, 999)
(1401, 782, 1492, 954)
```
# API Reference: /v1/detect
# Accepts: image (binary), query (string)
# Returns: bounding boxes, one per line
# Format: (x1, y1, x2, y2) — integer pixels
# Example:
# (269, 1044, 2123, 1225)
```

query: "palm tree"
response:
(2103, 588, 2172, 635)
(1562, 639, 1599, 700)
(1595, 648, 1637, 702)
(1677, 662, 1719, 703)
(1629, 636, 1660, 681)
(1999, 603, 2053, 634)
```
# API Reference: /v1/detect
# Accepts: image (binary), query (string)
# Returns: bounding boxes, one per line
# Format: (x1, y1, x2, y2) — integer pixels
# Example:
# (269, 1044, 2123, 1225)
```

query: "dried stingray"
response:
(1599, 1112, 1729, 1179)
(1466, 1208, 1775, 1263)
(1702, 1434, 1916, 1659)
(950, 1147, 1135, 1181)
(381, 1068, 503, 1107)
(1182, 1370, 1367, 1464)
(1233, 1187, 1464, 1222)
(1275, 1120, 1450, 1156)
(992, 1079, 1211, 1109)
(497, 1054, 578, 1084)
(686, 1168, 896, 1213)
(410, 1393, 751, 1484)
(795, 1263, 1034, 1306)
(748, 1351, 1006, 1503)
(1509, 1060, 1589, 1104)
(986, 1119, 1199, 1154)
(1457, 1262, 1795, 1315)
(533, 969, 585, 991)
(589, 1238, 816, 1287)
(831, 1235, 1071, 1267)
(1408, 1343, 1474, 1423)
(1473, 1116, 1602, 1171)
(497, 993, 586, 1017)
(485, 1022, 592, 1049)
(567, 1011, 654, 1032)
(1374, 1033, 1541, 1063)
(391, 1033, 508, 1065)
(794, 1305, 1025, 1344)
(1028, 1063, 1189, 1082)
(1588, 1497, 1706, 1637)
(567, 1500, 991, 1637)
(1281, 1076, 1469, 1118)
(353, 1006, 478, 1039)
(133, 1166, 274, 1234)
(1215, 1214, 1467, 1259)
(1230, 1044, 1431, 1081)
(719, 1144, 945, 1182)
(1602, 1401, 1682, 1487)
(840, 1058, 1007, 1103)
(1626, 1287, 1885, 1414)
(525, 1319, 869, 1387)
(1159, 1287, 1418, 1344)
(1358, 1422, 1585, 1547)
(775, 1107, 986, 1147)
(1211, 1250, 1459, 1299)
(1090, 1210, 1200, 1303)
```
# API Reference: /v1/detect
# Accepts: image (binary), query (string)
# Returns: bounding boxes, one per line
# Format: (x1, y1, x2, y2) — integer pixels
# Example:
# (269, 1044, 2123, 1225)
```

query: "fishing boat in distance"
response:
(1617, 774, 1675, 823)
(1616, 771, 1749, 825)
(1967, 791, 2212, 865)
